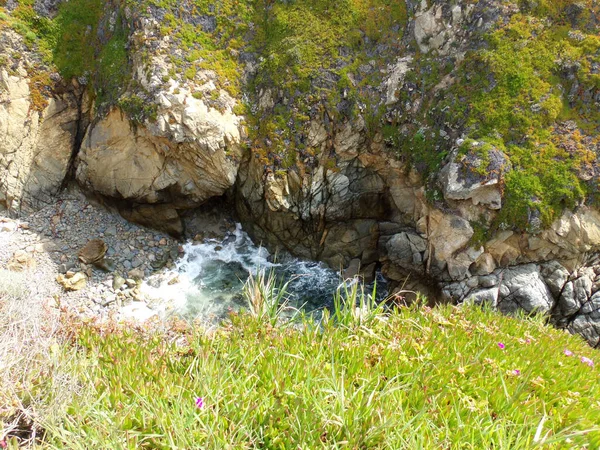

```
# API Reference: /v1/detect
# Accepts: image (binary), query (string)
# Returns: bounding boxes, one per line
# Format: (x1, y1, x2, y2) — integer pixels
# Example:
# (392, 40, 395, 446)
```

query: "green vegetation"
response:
(140, 0, 254, 97)
(463, 11, 599, 230)
(248, 0, 407, 164)
(0, 0, 131, 109)
(1, 0, 598, 232)
(394, 1, 600, 232)
(118, 94, 159, 125)
(3, 275, 600, 448)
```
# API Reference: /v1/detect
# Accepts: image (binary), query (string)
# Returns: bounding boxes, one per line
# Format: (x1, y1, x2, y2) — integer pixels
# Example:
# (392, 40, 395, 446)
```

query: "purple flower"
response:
(513, 369, 521, 376)
(581, 357, 594, 367)
(564, 349, 574, 357)
(525, 339, 531, 344)
(195, 397, 204, 409)
(498, 342, 505, 350)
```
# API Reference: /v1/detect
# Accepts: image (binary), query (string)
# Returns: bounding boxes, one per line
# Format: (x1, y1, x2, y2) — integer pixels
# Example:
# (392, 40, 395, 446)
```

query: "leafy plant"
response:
(243, 269, 294, 326)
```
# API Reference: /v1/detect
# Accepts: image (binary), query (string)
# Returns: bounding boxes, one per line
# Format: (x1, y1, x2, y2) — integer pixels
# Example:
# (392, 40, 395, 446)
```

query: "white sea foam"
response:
(142, 224, 384, 322)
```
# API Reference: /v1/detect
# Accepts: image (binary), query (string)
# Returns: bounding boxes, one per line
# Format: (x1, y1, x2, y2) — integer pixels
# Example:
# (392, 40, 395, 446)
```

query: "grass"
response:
(2, 272, 600, 448)
(0, 270, 77, 448)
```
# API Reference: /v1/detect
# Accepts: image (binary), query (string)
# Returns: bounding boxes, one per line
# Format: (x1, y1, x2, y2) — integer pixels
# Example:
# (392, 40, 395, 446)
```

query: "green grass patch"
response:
(9, 295, 600, 448)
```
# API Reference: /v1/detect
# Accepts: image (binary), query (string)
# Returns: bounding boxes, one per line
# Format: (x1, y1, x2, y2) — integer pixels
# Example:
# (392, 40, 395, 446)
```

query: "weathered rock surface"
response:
(76, 103, 241, 209)
(2, 0, 600, 347)
(0, 30, 85, 213)
(439, 145, 510, 210)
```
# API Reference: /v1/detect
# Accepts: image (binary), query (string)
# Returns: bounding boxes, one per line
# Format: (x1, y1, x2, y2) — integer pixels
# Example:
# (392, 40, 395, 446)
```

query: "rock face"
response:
(0, 31, 85, 214)
(73, 11, 244, 234)
(2, 0, 600, 346)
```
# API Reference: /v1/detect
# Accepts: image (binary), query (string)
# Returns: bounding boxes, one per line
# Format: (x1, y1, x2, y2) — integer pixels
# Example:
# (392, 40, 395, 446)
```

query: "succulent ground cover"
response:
(2, 275, 600, 448)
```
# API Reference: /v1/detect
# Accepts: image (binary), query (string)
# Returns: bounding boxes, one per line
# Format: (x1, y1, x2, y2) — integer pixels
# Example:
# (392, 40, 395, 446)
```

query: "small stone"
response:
(125, 279, 137, 288)
(57, 272, 87, 291)
(105, 224, 117, 236)
(168, 276, 180, 285)
(112, 275, 126, 291)
(128, 268, 145, 280)
(159, 238, 167, 246)
(123, 260, 132, 270)
(78, 239, 108, 264)
(131, 256, 143, 268)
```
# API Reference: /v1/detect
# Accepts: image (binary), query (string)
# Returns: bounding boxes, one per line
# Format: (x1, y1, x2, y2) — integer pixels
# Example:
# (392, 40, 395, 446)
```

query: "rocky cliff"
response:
(2, 0, 600, 344)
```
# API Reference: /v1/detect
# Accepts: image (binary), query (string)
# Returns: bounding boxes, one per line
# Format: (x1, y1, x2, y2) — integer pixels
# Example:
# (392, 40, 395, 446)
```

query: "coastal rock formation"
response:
(2, 0, 600, 344)
(0, 30, 85, 214)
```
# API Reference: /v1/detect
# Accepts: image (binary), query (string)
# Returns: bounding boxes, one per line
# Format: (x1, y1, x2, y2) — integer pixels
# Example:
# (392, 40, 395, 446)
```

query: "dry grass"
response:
(0, 269, 77, 447)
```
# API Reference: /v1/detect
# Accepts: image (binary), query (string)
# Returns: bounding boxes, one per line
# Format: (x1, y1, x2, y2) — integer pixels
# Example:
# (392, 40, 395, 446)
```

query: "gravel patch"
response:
(0, 188, 181, 320)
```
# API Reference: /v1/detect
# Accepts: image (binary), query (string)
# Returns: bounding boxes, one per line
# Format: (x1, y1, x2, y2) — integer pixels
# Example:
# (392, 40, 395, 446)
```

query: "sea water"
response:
(143, 224, 385, 322)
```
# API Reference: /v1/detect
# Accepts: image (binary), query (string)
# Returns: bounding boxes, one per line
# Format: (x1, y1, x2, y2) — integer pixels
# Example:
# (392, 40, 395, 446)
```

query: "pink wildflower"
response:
(564, 349, 574, 357)
(0, 440, 6, 449)
(513, 369, 521, 376)
(498, 342, 505, 350)
(581, 357, 594, 367)
(195, 397, 204, 409)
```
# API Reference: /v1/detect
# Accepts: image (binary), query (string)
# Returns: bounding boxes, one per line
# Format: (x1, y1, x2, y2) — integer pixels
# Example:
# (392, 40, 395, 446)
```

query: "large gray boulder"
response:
(497, 264, 556, 314)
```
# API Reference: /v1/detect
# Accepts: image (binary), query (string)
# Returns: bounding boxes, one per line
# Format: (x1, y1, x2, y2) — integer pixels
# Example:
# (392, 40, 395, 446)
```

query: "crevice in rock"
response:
(60, 86, 89, 191)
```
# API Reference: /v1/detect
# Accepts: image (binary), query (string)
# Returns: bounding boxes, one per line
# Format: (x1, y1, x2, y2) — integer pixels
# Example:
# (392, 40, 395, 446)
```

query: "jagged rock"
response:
(56, 272, 87, 291)
(558, 281, 579, 319)
(569, 312, 600, 347)
(466, 287, 499, 307)
(78, 239, 108, 265)
(439, 146, 510, 210)
(386, 232, 427, 273)
(498, 265, 555, 314)
(76, 96, 241, 212)
(541, 261, 570, 298)
(428, 212, 474, 274)
(0, 60, 85, 212)
(471, 253, 497, 276)
(343, 258, 362, 279)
